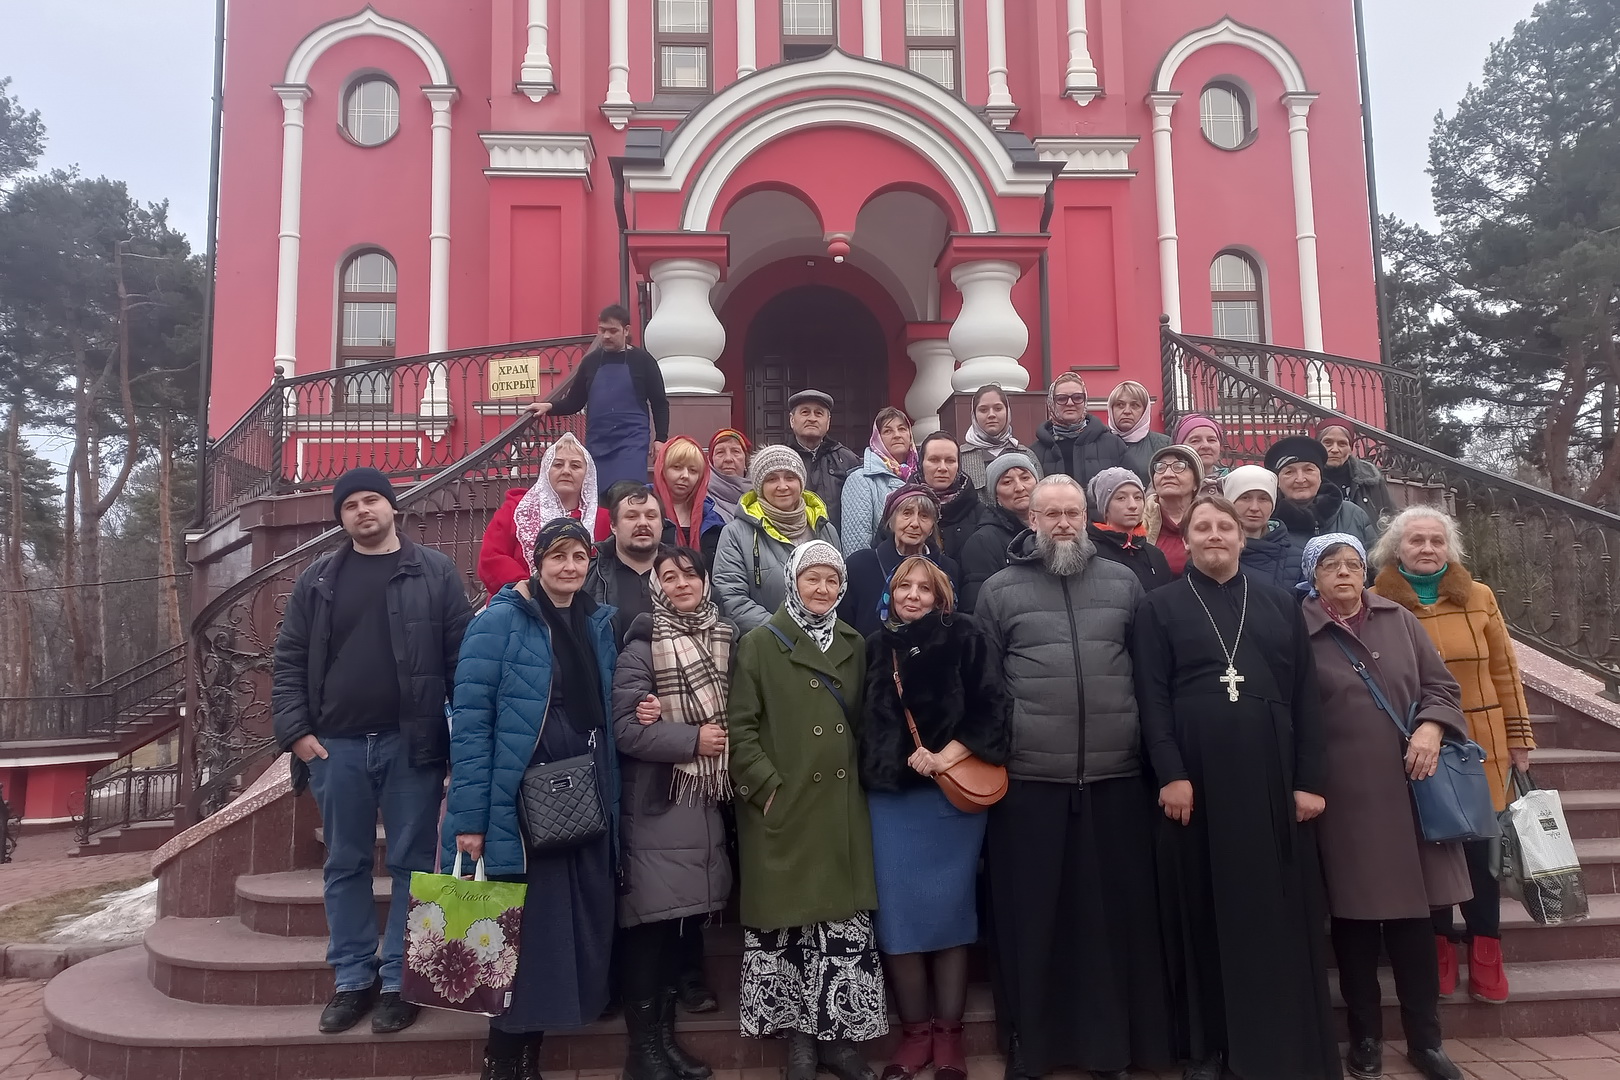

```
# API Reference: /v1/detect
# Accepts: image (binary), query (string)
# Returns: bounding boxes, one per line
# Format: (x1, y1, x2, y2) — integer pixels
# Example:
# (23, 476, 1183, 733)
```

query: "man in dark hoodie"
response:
(1224, 464, 1301, 589)
(958, 450, 1038, 612)
(1033, 371, 1130, 487)
(1086, 466, 1173, 592)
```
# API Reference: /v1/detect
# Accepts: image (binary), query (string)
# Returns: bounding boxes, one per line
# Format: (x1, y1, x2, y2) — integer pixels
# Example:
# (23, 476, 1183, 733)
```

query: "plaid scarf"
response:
(649, 578, 735, 805)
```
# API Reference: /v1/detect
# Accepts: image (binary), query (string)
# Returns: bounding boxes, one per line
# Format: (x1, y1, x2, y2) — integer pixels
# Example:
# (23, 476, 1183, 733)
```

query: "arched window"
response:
(342, 77, 400, 147)
(1210, 251, 1264, 342)
(1199, 82, 1253, 150)
(657, 0, 712, 93)
(905, 0, 959, 91)
(338, 250, 397, 408)
(782, 0, 836, 61)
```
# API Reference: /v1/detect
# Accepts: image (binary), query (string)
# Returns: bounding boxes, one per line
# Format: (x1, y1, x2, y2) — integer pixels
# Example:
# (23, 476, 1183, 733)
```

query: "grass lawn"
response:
(0, 876, 152, 944)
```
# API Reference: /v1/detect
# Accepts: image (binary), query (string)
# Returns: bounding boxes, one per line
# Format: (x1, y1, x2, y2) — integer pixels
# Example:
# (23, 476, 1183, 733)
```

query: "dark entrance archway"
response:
(744, 285, 889, 450)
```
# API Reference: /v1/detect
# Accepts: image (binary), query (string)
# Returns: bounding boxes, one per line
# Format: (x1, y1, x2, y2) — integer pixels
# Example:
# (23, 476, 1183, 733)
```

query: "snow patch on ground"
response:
(43, 879, 157, 944)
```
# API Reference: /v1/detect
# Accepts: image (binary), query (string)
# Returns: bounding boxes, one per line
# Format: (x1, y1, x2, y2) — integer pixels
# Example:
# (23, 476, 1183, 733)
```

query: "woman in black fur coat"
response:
(859, 557, 1010, 1080)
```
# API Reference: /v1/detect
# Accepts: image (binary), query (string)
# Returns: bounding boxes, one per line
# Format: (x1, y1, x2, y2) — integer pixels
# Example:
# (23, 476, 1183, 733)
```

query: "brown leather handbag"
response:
(891, 656, 1008, 813)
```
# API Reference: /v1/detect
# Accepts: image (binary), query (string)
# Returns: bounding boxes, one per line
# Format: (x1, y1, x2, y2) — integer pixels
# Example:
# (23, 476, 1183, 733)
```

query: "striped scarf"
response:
(649, 579, 735, 805)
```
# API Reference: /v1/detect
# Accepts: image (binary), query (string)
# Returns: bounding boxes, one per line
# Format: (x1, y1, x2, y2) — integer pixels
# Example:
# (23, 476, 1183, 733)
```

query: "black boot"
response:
(481, 1044, 523, 1080)
(787, 1031, 818, 1080)
(1004, 1032, 1041, 1080)
(623, 998, 680, 1080)
(657, 988, 713, 1080)
(818, 1038, 877, 1080)
(1406, 1047, 1462, 1080)
(1346, 1038, 1382, 1079)
(1183, 1053, 1223, 1080)
(520, 1034, 545, 1080)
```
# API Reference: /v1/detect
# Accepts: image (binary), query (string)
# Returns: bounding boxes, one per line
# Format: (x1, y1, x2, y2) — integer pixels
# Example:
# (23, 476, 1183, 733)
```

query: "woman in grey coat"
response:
(612, 545, 736, 1080)
(712, 445, 842, 632)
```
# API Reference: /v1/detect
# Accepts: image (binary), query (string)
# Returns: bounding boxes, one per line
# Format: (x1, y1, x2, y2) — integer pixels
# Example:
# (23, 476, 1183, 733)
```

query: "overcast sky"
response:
(0, 0, 1542, 243)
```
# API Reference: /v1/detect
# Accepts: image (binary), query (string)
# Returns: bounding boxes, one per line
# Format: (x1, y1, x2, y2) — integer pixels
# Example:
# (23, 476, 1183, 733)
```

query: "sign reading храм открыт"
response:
(488, 356, 540, 400)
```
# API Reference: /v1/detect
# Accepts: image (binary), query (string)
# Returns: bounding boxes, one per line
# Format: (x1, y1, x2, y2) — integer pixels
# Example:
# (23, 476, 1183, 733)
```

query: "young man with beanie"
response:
(1087, 466, 1172, 591)
(272, 466, 474, 1036)
(1223, 465, 1299, 588)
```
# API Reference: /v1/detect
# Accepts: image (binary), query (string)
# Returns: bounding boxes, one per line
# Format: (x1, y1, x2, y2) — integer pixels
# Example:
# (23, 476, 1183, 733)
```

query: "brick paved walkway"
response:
(4, 973, 1620, 1080)
(0, 830, 151, 913)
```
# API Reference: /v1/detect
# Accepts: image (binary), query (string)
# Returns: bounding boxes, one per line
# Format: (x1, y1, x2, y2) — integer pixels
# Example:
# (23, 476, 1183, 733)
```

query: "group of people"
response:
(271, 328, 1536, 1080)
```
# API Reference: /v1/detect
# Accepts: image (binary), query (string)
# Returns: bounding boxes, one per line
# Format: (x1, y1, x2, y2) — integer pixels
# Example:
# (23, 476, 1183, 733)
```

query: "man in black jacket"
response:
(585, 481, 662, 646)
(787, 388, 861, 526)
(271, 467, 473, 1037)
(1033, 371, 1130, 487)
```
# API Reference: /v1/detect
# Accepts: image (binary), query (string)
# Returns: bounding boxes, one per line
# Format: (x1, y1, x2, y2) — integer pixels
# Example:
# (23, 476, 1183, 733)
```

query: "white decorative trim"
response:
(1147, 93, 1182, 333)
(424, 86, 458, 358)
(0, 753, 118, 769)
(1064, 0, 1101, 104)
(1154, 17, 1308, 95)
(481, 133, 595, 180)
(1033, 136, 1138, 175)
(905, 339, 957, 437)
(643, 260, 727, 394)
(603, 0, 633, 128)
(621, 51, 1048, 231)
(272, 85, 311, 374)
(519, 0, 555, 101)
(861, 0, 883, 59)
(285, 6, 451, 85)
(737, 0, 757, 78)
(289, 417, 424, 433)
(1285, 92, 1326, 358)
(984, 0, 1018, 129)
(293, 436, 420, 482)
(949, 261, 1031, 392)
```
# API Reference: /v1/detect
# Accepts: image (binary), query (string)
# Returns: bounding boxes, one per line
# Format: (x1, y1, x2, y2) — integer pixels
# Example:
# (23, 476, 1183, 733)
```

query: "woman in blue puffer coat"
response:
(443, 517, 621, 1080)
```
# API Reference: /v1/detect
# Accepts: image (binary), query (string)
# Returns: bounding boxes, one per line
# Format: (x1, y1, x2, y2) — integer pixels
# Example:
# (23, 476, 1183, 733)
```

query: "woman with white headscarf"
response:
(478, 432, 611, 597)
(728, 541, 885, 1080)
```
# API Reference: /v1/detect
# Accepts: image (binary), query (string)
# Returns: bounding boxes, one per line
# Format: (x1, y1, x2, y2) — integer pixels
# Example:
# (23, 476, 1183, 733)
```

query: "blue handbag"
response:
(1330, 633, 1499, 844)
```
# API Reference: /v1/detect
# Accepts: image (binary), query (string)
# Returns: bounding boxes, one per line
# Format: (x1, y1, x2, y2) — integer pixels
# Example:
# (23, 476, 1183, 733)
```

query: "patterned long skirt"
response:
(738, 912, 889, 1041)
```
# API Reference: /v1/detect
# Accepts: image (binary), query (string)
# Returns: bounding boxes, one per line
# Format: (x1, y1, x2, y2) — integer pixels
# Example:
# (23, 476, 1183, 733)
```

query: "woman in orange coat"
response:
(1370, 505, 1534, 1007)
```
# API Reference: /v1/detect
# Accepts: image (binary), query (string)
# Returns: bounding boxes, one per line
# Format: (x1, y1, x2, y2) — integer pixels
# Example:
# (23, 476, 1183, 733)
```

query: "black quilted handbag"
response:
(517, 728, 607, 853)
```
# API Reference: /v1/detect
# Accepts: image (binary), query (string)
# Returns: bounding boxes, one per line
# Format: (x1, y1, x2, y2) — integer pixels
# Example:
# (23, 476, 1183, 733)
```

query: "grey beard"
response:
(1036, 531, 1095, 577)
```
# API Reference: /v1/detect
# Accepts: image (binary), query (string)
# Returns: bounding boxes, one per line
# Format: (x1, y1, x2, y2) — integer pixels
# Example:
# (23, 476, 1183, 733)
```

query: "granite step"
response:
(1501, 893, 1620, 962)
(1531, 714, 1560, 749)
(1518, 749, 1620, 792)
(236, 870, 390, 937)
(1554, 789, 1620, 840)
(1575, 838, 1620, 895)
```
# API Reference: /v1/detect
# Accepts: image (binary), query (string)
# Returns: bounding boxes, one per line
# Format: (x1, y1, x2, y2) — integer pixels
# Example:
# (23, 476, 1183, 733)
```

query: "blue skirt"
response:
(868, 784, 987, 954)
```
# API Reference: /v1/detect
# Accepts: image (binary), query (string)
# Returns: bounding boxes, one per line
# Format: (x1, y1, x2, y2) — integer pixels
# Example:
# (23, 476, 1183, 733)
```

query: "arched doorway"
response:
(745, 285, 889, 450)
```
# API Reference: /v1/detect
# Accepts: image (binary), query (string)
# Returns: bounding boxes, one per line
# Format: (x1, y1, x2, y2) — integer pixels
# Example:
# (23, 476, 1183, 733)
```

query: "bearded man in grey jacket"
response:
(975, 475, 1173, 1080)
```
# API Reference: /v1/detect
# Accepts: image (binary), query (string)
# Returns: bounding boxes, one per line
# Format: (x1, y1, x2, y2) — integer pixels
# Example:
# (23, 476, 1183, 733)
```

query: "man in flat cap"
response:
(787, 388, 860, 527)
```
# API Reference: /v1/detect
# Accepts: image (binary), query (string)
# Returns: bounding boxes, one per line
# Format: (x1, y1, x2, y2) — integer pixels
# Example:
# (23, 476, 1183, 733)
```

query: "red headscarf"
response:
(653, 436, 713, 550)
(708, 428, 752, 461)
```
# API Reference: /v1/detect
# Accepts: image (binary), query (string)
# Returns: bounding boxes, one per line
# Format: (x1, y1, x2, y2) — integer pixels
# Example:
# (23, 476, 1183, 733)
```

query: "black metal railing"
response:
(75, 763, 181, 843)
(186, 409, 569, 819)
(1163, 326, 1620, 693)
(0, 644, 186, 743)
(202, 336, 593, 526)
(1181, 333, 1427, 444)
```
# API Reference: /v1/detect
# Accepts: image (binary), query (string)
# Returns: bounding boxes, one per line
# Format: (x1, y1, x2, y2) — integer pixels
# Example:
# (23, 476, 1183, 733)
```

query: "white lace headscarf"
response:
(513, 432, 599, 573)
(783, 540, 848, 652)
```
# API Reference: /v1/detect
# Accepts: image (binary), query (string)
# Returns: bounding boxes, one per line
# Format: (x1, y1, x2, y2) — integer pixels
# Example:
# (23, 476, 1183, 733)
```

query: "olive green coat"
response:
(727, 607, 876, 931)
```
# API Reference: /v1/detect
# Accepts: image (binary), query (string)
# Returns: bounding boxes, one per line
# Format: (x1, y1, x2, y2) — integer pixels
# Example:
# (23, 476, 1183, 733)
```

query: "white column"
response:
(421, 87, 458, 435)
(1285, 92, 1326, 356)
(984, 0, 1017, 128)
(643, 260, 727, 394)
(519, 0, 555, 101)
(948, 261, 1031, 392)
(272, 85, 311, 379)
(737, 0, 757, 77)
(905, 339, 957, 438)
(602, 0, 633, 129)
(1147, 93, 1182, 333)
(861, 0, 883, 59)
(1063, 0, 1100, 104)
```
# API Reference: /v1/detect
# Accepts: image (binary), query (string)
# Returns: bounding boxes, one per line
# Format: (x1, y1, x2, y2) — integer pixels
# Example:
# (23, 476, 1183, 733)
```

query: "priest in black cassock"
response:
(1132, 495, 1341, 1080)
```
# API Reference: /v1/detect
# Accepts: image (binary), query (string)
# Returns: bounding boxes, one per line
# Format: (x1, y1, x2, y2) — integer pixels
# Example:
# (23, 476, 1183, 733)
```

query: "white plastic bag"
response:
(1498, 769, 1588, 926)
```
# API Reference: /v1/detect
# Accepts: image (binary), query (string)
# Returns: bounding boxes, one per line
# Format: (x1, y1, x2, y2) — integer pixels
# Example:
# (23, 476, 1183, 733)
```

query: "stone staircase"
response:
(41, 652, 1620, 1079)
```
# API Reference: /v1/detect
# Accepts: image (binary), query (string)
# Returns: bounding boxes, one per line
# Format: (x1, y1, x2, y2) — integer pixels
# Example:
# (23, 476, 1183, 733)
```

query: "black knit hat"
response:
(332, 467, 398, 520)
(1263, 435, 1328, 474)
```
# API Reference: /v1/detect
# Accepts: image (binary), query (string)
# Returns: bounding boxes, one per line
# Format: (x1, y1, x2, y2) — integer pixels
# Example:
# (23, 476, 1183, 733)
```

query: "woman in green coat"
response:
(728, 540, 885, 1080)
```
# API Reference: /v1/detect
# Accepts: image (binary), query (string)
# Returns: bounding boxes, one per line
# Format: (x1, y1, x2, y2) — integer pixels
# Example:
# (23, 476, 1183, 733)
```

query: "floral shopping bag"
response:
(401, 853, 527, 1015)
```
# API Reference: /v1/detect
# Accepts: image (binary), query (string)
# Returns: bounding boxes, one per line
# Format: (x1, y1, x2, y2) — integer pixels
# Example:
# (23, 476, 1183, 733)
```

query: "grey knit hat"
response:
(984, 450, 1039, 492)
(747, 444, 807, 491)
(1087, 467, 1143, 520)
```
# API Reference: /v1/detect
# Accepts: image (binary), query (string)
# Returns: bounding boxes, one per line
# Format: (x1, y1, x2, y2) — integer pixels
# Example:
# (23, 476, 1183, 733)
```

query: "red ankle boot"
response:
(881, 1022, 934, 1080)
(933, 1021, 966, 1080)
(1436, 935, 1458, 996)
(1469, 936, 1509, 1004)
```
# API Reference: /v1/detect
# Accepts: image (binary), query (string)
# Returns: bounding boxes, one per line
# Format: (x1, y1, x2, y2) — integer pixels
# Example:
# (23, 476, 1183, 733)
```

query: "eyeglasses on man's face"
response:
(1037, 507, 1086, 522)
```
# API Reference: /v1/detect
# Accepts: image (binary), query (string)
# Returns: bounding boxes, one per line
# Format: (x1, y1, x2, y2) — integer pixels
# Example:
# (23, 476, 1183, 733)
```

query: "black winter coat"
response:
(1087, 522, 1174, 592)
(271, 535, 474, 793)
(1273, 482, 1377, 553)
(937, 486, 985, 564)
(795, 438, 862, 529)
(1240, 519, 1302, 591)
(957, 504, 1024, 613)
(1033, 417, 1131, 488)
(858, 612, 1011, 792)
(838, 540, 962, 639)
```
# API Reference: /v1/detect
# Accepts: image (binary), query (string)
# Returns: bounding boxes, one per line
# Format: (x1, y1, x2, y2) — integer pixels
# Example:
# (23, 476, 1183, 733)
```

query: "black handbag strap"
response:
(766, 624, 850, 715)
(1329, 630, 1414, 740)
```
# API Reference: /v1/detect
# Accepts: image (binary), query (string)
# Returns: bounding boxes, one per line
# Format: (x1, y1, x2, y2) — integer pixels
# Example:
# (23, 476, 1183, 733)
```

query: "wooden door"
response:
(745, 285, 889, 450)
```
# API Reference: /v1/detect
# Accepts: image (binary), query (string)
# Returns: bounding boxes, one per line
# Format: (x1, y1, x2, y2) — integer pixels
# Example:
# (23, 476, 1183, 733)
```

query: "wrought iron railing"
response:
(0, 644, 186, 743)
(185, 410, 567, 819)
(1163, 326, 1620, 693)
(75, 763, 181, 843)
(1182, 333, 1427, 444)
(202, 336, 593, 526)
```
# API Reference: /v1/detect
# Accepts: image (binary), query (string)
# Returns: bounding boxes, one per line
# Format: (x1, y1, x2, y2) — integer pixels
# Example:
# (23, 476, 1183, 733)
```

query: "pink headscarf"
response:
(869, 412, 919, 480)
(1173, 413, 1223, 446)
(512, 432, 600, 574)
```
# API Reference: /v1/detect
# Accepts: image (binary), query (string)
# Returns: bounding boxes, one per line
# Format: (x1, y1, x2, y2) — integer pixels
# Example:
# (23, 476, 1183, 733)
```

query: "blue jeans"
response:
(307, 731, 444, 993)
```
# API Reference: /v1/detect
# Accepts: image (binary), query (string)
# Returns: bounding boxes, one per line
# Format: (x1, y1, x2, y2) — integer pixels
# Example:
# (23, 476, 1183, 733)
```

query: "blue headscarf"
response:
(1298, 532, 1367, 596)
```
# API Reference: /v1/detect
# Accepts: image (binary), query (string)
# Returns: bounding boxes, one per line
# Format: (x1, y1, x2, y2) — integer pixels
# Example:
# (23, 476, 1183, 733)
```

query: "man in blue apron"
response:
(530, 304, 670, 490)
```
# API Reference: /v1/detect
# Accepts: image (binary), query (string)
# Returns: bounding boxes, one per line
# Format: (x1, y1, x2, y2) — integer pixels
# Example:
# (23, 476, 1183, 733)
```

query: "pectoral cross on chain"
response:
(1219, 664, 1245, 702)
